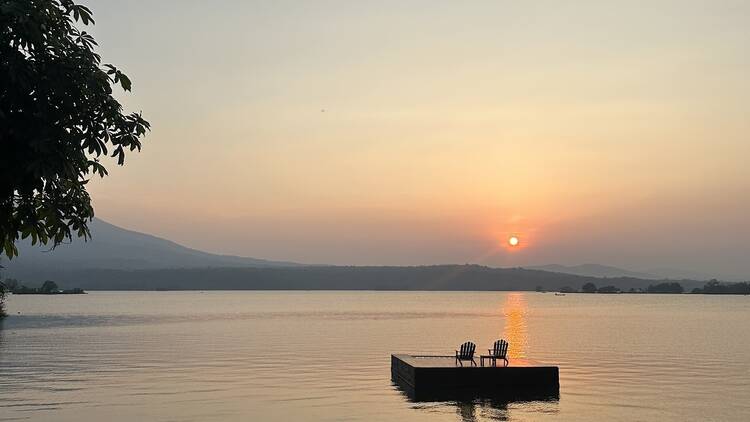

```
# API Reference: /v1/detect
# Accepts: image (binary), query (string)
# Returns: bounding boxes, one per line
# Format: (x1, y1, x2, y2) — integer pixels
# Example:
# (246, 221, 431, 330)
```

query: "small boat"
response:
(554, 292, 566, 296)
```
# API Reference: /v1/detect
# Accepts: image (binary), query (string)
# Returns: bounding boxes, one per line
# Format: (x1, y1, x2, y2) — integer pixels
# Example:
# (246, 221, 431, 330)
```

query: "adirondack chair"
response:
(455, 341, 477, 366)
(480, 339, 509, 367)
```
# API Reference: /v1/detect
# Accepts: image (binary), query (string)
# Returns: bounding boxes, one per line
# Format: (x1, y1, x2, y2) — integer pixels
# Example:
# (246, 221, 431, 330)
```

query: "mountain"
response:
(525, 264, 659, 279)
(3, 265, 708, 292)
(646, 267, 746, 283)
(3, 218, 299, 281)
(526, 263, 745, 283)
(0, 219, 716, 291)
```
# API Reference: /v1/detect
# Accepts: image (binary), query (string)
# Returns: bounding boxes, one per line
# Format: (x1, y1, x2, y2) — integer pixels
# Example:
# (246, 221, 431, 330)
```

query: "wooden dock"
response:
(391, 354, 559, 401)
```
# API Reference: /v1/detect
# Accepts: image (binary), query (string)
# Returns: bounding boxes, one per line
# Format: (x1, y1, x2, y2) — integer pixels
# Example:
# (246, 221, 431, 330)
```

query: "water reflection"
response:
(394, 376, 559, 421)
(454, 396, 559, 422)
(394, 385, 558, 422)
(502, 293, 528, 359)
(456, 400, 481, 421)
(455, 398, 511, 422)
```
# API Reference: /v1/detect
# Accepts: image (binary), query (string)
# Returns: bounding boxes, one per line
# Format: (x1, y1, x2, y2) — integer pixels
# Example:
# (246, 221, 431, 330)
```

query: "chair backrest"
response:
(493, 339, 509, 357)
(459, 341, 476, 359)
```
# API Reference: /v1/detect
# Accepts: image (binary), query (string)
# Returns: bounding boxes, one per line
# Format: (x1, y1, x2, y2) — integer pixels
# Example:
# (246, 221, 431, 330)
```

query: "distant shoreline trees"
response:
(0, 262, 6, 317)
(691, 280, 750, 295)
(0, 281, 6, 318)
(578, 281, 687, 294)
(574, 280, 750, 295)
(1, 277, 84, 295)
(597, 285, 620, 293)
(646, 282, 684, 294)
(581, 282, 597, 293)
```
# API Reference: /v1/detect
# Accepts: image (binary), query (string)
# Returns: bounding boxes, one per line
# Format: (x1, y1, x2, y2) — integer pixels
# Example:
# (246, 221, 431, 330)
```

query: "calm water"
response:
(1, 291, 749, 421)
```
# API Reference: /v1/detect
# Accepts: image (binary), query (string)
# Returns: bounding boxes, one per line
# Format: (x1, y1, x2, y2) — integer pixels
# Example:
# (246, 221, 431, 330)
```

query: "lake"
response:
(1, 291, 749, 421)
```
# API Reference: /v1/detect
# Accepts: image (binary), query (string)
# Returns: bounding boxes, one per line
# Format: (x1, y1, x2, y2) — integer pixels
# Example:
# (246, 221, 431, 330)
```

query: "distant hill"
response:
(9, 264, 708, 292)
(3, 218, 299, 281)
(526, 264, 659, 279)
(645, 267, 746, 282)
(526, 263, 744, 282)
(0, 219, 717, 292)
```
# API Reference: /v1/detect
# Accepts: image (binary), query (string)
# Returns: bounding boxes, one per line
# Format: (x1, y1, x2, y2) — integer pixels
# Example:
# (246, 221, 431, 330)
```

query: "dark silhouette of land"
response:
(691, 280, 750, 294)
(0, 283, 6, 318)
(527, 264, 658, 279)
(4, 219, 746, 294)
(6, 219, 298, 276)
(2, 279, 85, 295)
(8, 264, 715, 292)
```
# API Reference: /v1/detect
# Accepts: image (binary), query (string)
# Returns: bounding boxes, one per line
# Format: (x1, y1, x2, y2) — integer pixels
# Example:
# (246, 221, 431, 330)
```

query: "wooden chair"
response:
(481, 339, 509, 367)
(455, 341, 477, 366)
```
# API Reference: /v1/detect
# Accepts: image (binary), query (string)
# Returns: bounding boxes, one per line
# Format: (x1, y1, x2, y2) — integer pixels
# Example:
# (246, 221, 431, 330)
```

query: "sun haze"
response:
(84, 0, 750, 278)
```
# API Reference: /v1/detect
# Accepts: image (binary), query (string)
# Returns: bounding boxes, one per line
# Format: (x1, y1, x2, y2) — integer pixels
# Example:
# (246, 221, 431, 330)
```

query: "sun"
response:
(508, 236, 519, 247)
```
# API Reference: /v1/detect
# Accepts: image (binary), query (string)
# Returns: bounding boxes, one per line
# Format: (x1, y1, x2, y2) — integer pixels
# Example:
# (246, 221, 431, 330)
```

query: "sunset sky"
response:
(84, 1, 749, 277)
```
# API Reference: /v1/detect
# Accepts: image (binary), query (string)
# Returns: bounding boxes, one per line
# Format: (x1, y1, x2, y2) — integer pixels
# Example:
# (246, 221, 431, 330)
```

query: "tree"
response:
(40, 280, 59, 293)
(581, 282, 597, 293)
(0, 260, 5, 317)
(0, 280, 6, 318)
(597, 285, 620, 294)
(1, 0, 150, 259)
(646, 282, 684, 294)
(2, 277, 19, 291)
(692, 280, 750, 295)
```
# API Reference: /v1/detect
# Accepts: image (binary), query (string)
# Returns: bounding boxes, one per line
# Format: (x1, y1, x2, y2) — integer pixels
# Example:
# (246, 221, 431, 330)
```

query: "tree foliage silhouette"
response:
(0, 0, 149, 258)
(0, 280, 6, 318)
(40, 280, 59, 293)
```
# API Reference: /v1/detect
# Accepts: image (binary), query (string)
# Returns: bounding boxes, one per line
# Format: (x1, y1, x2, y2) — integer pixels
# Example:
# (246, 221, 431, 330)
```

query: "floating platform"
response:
(391, 354, 559, 401)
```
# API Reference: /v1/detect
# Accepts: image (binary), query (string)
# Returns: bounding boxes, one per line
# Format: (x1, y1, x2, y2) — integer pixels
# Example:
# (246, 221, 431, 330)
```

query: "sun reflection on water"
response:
(502, 293, 528, 359)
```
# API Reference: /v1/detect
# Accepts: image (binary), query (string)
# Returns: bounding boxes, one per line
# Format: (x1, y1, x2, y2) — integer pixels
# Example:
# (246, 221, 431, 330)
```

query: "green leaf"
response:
(119, 73, 132, 91)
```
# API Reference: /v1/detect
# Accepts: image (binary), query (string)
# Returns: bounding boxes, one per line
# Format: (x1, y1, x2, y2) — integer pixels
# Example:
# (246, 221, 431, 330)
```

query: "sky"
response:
(83, 0, 750, 277)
